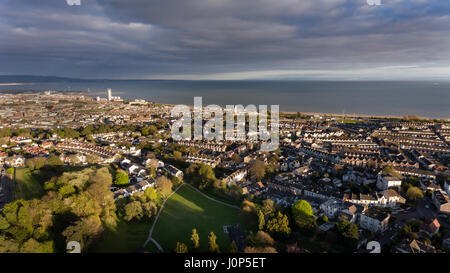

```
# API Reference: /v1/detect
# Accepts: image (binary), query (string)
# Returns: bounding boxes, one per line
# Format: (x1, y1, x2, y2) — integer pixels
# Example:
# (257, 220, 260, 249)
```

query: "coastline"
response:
(280, 111, 450, 121)
(0, 83, 32, 86)
(1, 88, 449, 121)
(169, 102, 450, 121)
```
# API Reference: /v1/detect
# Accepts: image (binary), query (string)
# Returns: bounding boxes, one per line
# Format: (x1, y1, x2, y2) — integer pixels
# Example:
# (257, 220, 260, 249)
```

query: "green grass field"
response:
(336, 119, 360, 124)
(91, 218, 155, 253)
(143, 240, 162, 253)
(152, 184, 240, 253)
(13, 167, 44, 200)
(92, 184, 240, 253)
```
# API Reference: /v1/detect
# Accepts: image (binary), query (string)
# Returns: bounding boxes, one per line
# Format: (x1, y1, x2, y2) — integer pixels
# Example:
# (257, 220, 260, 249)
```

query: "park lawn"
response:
(336, 119, 359, 124)
(196, 187, 240, 207)
(152, 184, 240, 253)
(14, 167, 44, 200)
(143, 240, 162, 253)
(91, 218, 154, 253)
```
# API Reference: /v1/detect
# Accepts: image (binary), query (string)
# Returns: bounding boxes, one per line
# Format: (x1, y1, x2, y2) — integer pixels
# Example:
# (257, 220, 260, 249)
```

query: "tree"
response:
(257, 210, 265, 230)
(20, 238, 53, 253)
(145, 158, 159, 168)
(34, 157, 45, 170)
(141, 125, 158, 136)
(406, 186, 423, 201)
(6, 168, 14, 175)
(46, 155, 63, 167)
(342, 223, 359, 241)
(173, 151, 182, 160)
(62, 216, 103, 251)
(254, 231, 275, 247)
(0, 167, 117, 253)
(68, 155, 80, 166)
(144, 187, 158, 201)
(156, 176, 173, 197)
(335, 220, 359, 249)
(249, 160, 266, 181)
(266, 212, 291, 238)
(25, 158, 36, 171)
(295, 213, 317, 231)
(0, 128, 12, 137)
(291, 200, 313, 219)
(229, 240, 238, 253)
(148, 167, 156, 179)
(185, 228, 200, 249)
(208, 232, 220, 253)
(198, 164, 216, 189)
(174, 242, 188, 253)
(0, 216, 10, 230)
(171, 176, 182, 188)
(81, 125, 93, 137)
(114, 170, 129, 186)
(141, 201, 157, 219)
(261, 199, 276, 217)
(407, 176, 419, 187)
(190, 229, 200, 249)
(58, 185, 76, 197)
(141, 127, 150, 136)
(231, 153, 242, 164)
(123, 201, 143, 221)
(0, 235, 19, 253)
(240, 200, 258, 230)
(244, 246, 277, 253)
(86, 154, 100, 164)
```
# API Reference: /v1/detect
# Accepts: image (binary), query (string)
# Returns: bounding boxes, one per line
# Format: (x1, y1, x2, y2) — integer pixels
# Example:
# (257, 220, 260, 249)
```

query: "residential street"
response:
(391, 198, 450, 229)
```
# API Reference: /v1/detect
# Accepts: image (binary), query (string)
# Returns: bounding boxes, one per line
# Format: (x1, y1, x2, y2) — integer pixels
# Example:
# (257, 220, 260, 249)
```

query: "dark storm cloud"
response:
(0, 0, 449, 79)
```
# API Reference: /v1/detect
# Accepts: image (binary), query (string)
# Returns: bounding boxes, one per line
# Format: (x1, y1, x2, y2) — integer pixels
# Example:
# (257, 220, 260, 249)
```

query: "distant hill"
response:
(0, 75, 172, 83)
(0, 75, 85, 83)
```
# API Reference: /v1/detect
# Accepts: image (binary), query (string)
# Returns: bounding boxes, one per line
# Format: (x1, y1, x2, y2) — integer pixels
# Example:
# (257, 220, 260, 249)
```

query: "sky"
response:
(0, 0, 449, 80)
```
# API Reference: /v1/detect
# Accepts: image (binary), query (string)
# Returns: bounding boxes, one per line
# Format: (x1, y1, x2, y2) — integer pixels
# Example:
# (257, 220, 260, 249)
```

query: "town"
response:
(0, 90, 449, 254)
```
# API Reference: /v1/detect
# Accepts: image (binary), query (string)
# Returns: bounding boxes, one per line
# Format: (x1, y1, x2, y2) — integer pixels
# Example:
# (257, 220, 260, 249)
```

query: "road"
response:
(407, 198, 449, 228)
(376, 197, 450, 247)
(416, 198, 438, 219)
(390, 198, 450, 232)
(393, 199, 437, 222)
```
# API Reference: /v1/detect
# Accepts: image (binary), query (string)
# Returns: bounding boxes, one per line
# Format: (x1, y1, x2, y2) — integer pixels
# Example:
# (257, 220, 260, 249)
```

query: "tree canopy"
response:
(406, 186, 424, 201)
(156, 176, 173, 197)
(0, 167, 117, 253)
(208, 232, 220, 253)
(266, 212, 291, 238)
(292, 200, 314, 219)
(249, 160, 266, 182)
(185, 163, 217, 190)
(174, 242, 188, 253)
(190, 229, 200, 249)
(114, 170, 129, 186)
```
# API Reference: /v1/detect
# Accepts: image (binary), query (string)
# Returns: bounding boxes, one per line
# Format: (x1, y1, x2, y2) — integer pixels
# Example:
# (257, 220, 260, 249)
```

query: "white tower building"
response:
(107, 88, 112, 101)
